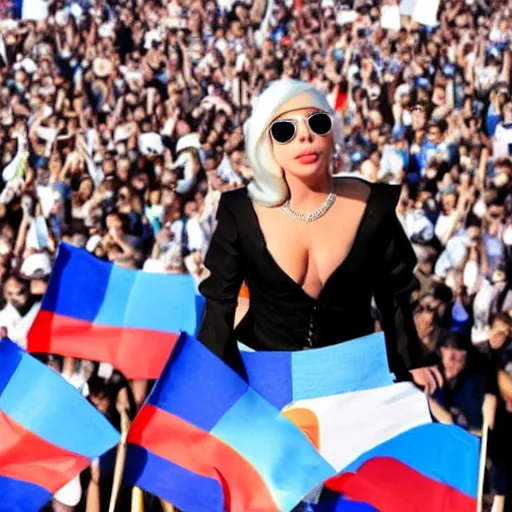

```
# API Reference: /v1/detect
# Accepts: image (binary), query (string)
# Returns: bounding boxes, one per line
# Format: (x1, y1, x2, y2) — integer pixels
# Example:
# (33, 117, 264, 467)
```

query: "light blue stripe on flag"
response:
(210, 387, 335, 512)
(0, 340, 119, 458)
(240, 333, 395, 409)
(291, 332, 394, 402)
(95, 267, 200, 333)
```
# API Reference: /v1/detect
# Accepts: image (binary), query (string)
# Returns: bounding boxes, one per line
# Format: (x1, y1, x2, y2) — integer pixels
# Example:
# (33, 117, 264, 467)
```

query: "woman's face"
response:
(271, 96, 333, 183)
(78, 179, 94, 200)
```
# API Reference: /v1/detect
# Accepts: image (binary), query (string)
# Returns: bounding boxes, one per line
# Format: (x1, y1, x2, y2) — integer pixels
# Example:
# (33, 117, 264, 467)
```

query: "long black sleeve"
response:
(374, 211, 422, 380)
(197, 193, 243, 365)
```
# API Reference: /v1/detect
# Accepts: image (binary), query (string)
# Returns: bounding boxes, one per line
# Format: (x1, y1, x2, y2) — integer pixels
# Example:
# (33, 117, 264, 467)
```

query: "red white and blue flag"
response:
(28, 243, 204, 379)
(126, 332, 479, 511)
(0, 338, 119, 511)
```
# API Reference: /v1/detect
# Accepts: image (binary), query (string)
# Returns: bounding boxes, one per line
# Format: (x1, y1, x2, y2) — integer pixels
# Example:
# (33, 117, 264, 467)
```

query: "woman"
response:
(198, 79, 441, 390)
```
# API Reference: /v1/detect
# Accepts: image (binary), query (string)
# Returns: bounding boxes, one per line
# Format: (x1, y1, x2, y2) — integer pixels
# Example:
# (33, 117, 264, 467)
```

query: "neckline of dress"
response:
(248, 177, 375, 302)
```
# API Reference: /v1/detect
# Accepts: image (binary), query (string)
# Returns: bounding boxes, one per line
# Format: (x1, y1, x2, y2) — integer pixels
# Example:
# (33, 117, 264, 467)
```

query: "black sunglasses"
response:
(269, 112, 333, 144)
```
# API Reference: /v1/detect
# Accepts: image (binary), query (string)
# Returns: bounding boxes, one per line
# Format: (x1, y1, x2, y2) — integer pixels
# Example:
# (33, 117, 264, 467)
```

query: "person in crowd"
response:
(0, 274, 40, 348)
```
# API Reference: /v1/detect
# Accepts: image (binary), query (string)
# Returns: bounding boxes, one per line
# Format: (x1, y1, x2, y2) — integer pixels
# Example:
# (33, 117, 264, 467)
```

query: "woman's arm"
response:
(373, 213, 422, 379)
(197, 193, 243, 365)
(373, 202, 444, 392)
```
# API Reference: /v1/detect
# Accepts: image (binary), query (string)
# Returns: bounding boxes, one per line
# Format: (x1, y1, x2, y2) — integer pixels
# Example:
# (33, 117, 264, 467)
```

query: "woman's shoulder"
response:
(219, 186, 250, 209)
(333, 173, 403, 214)
(217, 187, 251, 222)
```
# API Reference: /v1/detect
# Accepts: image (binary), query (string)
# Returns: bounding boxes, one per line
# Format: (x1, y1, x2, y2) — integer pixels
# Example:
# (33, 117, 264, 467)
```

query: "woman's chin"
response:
(285, 161, 327, 180)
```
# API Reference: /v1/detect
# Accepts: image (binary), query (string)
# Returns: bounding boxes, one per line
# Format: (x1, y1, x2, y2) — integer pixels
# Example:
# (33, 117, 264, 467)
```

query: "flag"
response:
(323, 424, 478, 512)
(0, 338, 119, 512)
(125, 332, 335, 512)
(11, 0, 48, 20)
(333, 83, 348, 114)
(239, 333, 479, 512)
(399, 0, 417, 16)
(239, 332, 395, 409)
(28, 243, 205, 379)
(312, 493, 378, 512)
(412, 0, 440, 27)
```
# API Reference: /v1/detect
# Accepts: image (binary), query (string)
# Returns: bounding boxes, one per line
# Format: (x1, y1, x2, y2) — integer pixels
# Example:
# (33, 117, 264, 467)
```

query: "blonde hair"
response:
(244, 79, 339, 207)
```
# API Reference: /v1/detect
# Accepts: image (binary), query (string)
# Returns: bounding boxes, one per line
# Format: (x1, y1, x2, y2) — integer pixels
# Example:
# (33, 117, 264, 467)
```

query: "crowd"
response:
(0, 0, 511, 509)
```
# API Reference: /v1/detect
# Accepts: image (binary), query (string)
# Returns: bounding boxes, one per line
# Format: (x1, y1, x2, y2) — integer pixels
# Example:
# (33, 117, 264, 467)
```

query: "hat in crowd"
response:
(175, 133, 201, 154)
(139, 132, 164, 156)
(20, 252, 52, 279)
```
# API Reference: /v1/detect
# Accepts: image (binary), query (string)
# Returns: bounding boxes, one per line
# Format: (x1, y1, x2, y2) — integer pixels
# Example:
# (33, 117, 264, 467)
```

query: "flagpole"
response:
(108, 409, 131, 512)
(477, 419, 489, 512)
(131, 486, 144, 512)
(477, 394, 497, 512)
(160, 499, 175, 512)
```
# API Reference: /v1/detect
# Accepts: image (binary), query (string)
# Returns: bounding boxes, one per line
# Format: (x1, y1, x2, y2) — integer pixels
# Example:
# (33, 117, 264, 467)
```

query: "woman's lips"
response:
(296, 152, 319, 164)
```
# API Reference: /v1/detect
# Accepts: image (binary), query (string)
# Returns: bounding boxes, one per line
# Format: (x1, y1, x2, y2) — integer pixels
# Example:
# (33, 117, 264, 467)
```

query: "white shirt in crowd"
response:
(434, 211, 458, 244)
(402, 211, 435, 244)
(379, 145, 404, 183)
(0, 301, 41, 349)
(170, 216, 206, 254)
(435, 232, 469, 279)
(493, 122, 512, 159)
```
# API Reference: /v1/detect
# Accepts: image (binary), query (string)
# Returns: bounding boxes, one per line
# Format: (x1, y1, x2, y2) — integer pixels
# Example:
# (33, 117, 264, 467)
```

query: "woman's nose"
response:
(297, 118, 313, 142)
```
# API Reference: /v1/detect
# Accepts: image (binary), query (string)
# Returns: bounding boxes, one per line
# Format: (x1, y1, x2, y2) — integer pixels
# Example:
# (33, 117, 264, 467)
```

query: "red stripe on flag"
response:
(27, 311, 179, 379)
(0, 411, 88, 492)
(326, 457, 475, 512)
(127, 404, 278, 512)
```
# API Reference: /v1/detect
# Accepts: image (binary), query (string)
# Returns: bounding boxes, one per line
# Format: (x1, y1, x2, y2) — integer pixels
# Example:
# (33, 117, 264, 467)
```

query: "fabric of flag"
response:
(28, 243, 205, 379)
(239, 333, 479, 512)
(11, 0, 48, 19)
(239, 332, 395, 409)
(311, 493, 378, 512)
(322, 424, 479, 512)
(0, 338, 119, 512)
(125, 332, 335, 512)
(334, 83, 348, 113)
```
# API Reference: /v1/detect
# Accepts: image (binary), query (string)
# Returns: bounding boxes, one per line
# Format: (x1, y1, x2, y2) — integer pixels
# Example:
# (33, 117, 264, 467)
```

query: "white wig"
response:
(244, 79, 340, 207)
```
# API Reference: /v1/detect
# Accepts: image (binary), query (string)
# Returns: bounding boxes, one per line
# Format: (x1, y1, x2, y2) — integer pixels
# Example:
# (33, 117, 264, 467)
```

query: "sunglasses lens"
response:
(270, 121, 296, 144)
(308, 112, 332, 136)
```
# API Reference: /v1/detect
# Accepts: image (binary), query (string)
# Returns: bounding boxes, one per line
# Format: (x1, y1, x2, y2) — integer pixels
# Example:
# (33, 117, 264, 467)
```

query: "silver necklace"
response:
(281, 192, 336, 223)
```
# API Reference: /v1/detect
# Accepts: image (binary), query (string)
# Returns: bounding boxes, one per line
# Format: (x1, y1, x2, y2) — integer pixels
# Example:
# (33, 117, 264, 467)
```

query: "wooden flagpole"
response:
(477, 394, 498, 512)
(160, 499, 175, 512)
(131, 487, 145, 512)
(477, 418, 489, 512)
(108, 409, 131, 512)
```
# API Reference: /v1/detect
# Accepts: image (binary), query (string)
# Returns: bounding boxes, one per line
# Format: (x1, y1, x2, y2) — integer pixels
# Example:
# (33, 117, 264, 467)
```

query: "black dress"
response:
(197, 177, 422, 380)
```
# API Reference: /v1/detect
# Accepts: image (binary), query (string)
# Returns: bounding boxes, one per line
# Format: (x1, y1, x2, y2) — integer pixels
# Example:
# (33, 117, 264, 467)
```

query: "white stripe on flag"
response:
(21, 0, 48, 20)
(288, 382, 432, 472)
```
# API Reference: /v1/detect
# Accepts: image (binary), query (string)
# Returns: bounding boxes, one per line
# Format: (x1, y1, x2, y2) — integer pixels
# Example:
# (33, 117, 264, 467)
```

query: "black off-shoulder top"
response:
(197, 177, 422, 380)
